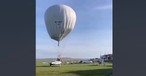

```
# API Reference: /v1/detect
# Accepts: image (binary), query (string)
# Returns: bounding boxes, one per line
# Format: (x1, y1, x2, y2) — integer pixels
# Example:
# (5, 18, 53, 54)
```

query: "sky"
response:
(36, 0, 112, 59)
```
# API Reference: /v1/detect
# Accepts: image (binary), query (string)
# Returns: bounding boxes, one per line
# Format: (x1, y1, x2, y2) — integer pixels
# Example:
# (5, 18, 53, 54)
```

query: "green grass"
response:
(36, 61, 112, 76)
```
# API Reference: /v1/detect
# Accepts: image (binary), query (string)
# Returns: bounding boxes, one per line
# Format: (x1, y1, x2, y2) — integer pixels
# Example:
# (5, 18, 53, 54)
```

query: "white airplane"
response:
(50, 61, 62, 66)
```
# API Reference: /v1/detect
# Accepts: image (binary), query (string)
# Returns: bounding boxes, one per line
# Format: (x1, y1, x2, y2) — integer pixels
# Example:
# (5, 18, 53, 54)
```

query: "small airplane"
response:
(49, 58, 62, 66)
(50, 60, 62, 66)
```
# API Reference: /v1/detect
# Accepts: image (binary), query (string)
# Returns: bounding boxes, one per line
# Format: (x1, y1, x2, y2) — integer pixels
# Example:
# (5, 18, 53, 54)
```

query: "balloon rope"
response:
(57, 44, 62, 62)
(58, 41, 59, 46)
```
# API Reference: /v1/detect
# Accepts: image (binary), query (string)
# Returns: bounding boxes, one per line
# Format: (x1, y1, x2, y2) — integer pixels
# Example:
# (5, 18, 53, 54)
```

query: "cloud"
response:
(94, 4, 112, 10)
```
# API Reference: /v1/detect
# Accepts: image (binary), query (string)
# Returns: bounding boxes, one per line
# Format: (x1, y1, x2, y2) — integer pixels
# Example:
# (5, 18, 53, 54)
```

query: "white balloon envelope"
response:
(44, 4, 76, 46)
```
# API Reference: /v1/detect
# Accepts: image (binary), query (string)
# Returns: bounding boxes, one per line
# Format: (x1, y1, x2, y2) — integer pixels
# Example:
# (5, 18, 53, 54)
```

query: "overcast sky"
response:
(36, 0, 112, 59)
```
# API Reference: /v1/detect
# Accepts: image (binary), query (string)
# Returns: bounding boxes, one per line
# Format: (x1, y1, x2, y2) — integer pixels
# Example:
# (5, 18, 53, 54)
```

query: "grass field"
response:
(36, 60, 112, 76)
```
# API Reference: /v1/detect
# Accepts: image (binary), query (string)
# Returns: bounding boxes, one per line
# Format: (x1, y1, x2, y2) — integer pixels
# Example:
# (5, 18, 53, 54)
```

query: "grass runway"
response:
(36, 61, 112, 76)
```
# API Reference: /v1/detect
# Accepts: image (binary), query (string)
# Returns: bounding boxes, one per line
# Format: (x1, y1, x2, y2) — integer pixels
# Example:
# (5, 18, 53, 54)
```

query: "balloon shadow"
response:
(36, 65, 50, 67)
(62, 68, 112, 76)
(36, 65, 61, 67)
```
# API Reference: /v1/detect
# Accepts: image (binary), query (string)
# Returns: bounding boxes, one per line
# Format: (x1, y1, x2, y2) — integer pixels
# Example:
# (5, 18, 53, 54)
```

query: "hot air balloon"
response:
(44, 4, 76, 46)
